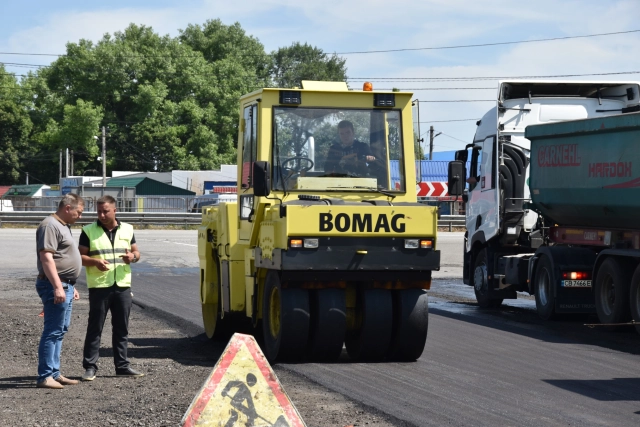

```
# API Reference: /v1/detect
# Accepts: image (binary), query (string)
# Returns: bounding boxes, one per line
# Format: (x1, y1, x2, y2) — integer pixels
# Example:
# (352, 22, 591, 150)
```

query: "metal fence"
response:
(0, 196, 202, 213)
(0, 211, 465, 229)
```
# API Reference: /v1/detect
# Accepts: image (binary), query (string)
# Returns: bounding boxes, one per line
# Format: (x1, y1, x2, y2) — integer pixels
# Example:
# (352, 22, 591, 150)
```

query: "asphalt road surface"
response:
(3, 228, 640, 426)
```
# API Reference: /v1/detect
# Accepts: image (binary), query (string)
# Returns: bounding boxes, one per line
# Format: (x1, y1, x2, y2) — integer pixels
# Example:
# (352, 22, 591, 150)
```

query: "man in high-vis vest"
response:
(78, 195, 143, 381)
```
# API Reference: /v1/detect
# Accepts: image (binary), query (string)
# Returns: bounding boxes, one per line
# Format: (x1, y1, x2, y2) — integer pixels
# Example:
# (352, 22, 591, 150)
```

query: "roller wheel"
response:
(534, 255, 556, 320)
(200, 256, 232, 340)
(345, 289, 393, 361)
(262, 271, 310, 363)
(387, 289, 429, 361)
(306, 289, 347, 362)
(630, 264, 640, 335)
(595, 257, 631, 327)
(473, 249, 503, 308)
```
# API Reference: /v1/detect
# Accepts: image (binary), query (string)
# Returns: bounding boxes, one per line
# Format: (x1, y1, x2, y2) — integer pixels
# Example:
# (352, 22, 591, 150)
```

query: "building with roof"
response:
(110, 166, 237, 195)
(4, 184, 50, 197)
(105, 177, 195, 196)
(0, 186, 12, 198)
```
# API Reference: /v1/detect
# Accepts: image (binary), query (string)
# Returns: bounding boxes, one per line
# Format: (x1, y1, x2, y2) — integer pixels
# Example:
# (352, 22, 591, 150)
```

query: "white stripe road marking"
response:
(168, 242, 197, 247)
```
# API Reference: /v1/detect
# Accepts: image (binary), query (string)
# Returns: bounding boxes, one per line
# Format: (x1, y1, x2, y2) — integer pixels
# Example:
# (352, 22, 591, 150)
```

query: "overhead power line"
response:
(347, 71, 640, 81)
(335, 29, 640, 54)
(1, 29, 639, 58)
(420, 119, 480, 123)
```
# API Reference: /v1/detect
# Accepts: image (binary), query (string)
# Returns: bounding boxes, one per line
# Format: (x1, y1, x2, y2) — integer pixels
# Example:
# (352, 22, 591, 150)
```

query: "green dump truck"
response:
(449, 107, 640, 333)
(526, 111, 640, 331)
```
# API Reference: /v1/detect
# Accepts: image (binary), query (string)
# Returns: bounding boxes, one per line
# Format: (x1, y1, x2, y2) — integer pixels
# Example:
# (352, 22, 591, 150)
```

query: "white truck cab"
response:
(450, 80, 640, 310)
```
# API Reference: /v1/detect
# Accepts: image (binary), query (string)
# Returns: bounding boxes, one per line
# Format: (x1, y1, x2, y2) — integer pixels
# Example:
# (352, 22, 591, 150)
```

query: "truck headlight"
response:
(404, 239, 433, 249)
(289, 238, 319, 249)
(404, 239, 419, 249)
(304, 238, 319, 248)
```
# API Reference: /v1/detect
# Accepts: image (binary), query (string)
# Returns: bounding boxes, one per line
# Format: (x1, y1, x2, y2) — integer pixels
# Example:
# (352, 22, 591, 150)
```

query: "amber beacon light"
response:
(363, 82, 373, 91)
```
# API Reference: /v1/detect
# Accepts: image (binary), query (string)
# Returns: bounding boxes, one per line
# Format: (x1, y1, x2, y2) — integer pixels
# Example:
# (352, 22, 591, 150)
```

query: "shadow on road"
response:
(0, 376, 38, 389)
(429, 302, 640, 357)
(543, 377, 640, 401)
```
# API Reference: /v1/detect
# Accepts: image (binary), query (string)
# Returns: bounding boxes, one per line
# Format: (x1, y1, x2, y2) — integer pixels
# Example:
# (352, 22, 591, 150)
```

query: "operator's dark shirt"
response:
(324, 140, 373, 175)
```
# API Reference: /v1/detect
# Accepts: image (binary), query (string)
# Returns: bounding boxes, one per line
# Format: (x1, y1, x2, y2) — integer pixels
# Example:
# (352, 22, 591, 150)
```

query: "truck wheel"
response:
(345, 289, 393, 361)
(595, 257, 631, 326)
(262, 271, 310, 363)
(387, 289, 429, 361)
(473, 249, 503, 308)
(630, 264, 640, 335)
(534, 255, 556, 320)
(306, 289, 347, 362)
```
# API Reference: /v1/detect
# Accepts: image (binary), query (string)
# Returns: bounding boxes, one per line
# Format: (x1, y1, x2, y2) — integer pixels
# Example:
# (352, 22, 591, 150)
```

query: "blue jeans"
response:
(36, 278, 74, 383)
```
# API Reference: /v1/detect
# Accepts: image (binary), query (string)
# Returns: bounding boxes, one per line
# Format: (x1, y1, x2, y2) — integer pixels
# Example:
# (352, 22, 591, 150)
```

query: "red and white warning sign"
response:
(181, 333, 305, 427)
(417, 181, 449, 197)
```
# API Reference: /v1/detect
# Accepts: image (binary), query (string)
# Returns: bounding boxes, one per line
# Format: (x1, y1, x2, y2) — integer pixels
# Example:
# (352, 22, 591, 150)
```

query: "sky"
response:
(1, 0, 640, 154)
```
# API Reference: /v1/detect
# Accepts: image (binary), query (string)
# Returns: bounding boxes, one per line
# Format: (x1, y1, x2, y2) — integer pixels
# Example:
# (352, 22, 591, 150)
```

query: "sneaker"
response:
(36, 377, 64, 389)
(55, 375, 79, 385)
(115, 367, 144, 377)
(81, 369, 96, 381)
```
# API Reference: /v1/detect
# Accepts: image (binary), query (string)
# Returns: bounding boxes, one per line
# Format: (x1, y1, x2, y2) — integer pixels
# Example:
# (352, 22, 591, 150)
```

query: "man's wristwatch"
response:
(132, 253, 138, 263)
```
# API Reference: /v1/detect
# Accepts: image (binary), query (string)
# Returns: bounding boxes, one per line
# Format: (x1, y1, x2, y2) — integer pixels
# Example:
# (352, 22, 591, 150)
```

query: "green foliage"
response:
(6, 21, 348, 185)
(270, 42, 348, 88)
(0, 66, 34, 185)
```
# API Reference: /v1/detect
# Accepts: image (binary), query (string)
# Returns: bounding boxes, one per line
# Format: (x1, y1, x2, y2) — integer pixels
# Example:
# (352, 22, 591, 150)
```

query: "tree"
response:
(28, 24, 247, 177)
(270, 42, 347, 88)
(0, 66, 33, 185)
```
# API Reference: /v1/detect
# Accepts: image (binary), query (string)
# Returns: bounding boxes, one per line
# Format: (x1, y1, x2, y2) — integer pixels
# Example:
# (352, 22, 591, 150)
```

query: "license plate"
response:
(561, 280, 591, 288)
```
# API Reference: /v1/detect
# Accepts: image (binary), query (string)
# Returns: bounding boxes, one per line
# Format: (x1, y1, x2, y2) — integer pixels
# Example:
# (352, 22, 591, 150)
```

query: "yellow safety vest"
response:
(83, 221, 134, 288)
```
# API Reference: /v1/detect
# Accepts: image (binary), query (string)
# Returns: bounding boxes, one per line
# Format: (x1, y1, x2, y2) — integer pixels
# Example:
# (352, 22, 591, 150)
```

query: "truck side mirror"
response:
(448, 161, 465, 196)
(253, 161, 271, 197)
(455, 149, 468, 162)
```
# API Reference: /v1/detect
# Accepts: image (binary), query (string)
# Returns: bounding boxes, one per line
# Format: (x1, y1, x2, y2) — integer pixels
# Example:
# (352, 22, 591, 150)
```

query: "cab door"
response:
(466, 135, 499, 246)
(238, 103, 258, 242)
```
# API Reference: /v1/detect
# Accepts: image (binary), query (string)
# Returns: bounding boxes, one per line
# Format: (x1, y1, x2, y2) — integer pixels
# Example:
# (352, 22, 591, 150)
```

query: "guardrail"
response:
(0, 211, 202, 228)
(439, 215, 466, 231)
(0, 211, 466, 230)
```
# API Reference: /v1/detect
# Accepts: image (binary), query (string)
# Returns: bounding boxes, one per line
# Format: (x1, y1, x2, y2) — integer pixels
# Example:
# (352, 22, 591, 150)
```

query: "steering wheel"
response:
(281, 156, 314, 173)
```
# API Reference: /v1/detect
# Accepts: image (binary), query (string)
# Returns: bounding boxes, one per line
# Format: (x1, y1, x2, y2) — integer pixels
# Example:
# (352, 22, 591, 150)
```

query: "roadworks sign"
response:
(181, 333, 306, 427)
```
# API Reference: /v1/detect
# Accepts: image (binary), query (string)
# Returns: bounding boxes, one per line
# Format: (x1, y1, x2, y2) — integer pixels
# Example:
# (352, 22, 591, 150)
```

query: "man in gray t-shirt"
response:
(35, 193, 84, 389)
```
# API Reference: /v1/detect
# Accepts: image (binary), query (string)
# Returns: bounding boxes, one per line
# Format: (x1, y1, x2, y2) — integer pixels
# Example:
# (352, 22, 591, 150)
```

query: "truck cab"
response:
(199, 81, 439, 362)
(449, 80, 640, 311)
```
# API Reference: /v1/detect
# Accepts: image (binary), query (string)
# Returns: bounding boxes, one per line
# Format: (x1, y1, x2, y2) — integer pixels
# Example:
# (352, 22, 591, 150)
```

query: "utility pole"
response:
(429, 126, 434, 161)
(26, 172, 29, 185)
(102, 126, 107, 187)
(70, 150, 74, 176)
(59, 150, 63, 184)
(65, 148, 69, 177)
(428, 126, 442, 161)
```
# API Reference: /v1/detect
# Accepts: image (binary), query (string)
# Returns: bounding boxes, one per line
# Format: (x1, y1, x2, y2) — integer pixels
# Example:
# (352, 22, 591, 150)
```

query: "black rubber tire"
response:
(387, 289, 429, 361)
(472, 248, 503, 308)
(629, 264, 640, 335)
(594, 257, 631, 326)
(534, 255, 556, 320)
(262, 271, 310, 363)
(345, 289, 393, 361)
(306, 289, 347, 362)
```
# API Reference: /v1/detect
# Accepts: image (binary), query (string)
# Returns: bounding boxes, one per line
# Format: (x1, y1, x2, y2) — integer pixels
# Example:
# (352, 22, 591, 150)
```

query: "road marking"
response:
(181, 333, 305, 427)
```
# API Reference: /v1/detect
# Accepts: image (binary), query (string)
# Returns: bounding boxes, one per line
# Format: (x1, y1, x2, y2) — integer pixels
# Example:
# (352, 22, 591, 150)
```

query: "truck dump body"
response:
(526, 112, 640, 229)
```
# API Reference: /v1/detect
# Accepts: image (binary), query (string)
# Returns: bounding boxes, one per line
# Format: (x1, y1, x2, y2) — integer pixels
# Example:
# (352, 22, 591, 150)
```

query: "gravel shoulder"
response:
(0, 275, 403, 427)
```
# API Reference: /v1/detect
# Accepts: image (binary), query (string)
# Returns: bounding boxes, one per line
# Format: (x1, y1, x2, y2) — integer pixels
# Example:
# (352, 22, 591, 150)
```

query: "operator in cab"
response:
(324, 120, 376, 176)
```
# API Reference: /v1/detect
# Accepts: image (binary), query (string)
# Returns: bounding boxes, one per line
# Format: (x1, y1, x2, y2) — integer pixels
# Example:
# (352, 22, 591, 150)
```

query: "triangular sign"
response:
(181, 333, 306, 427)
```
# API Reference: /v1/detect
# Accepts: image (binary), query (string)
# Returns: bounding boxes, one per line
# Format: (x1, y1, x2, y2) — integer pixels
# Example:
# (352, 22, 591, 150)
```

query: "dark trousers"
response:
(83, 285, 132, 371)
